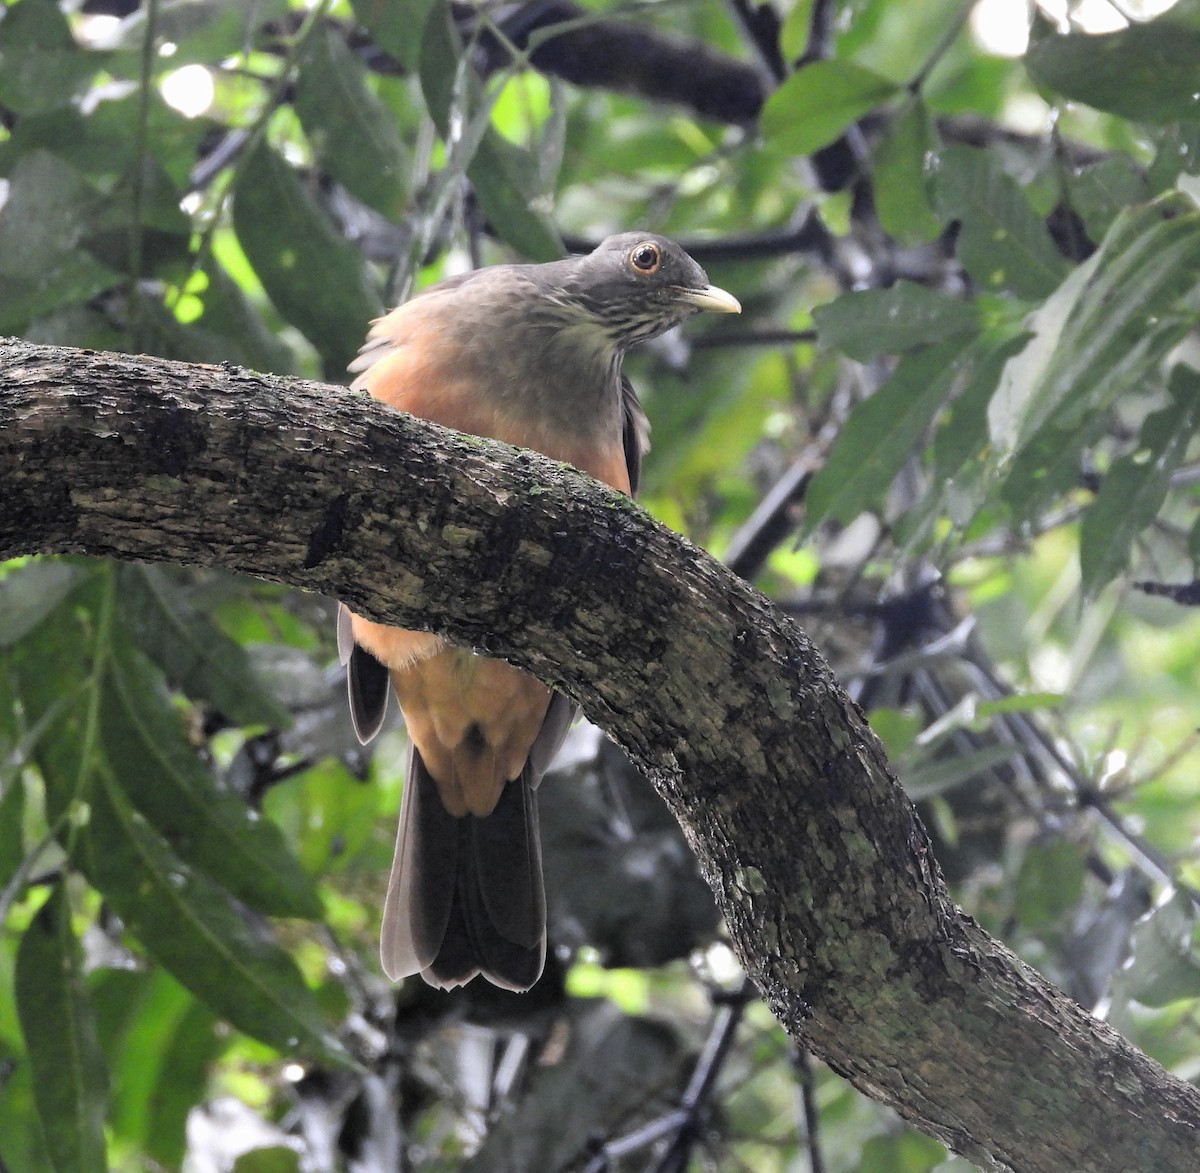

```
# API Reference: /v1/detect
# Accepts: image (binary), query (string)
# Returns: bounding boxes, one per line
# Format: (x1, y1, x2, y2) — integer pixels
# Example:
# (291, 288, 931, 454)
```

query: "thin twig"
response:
(793, 1048, 826, 1173)
(726, 0, 786, 83)
(652, 981, 753, 1172)
(127, 0, 160, 351)
(908, 0, 976, 95)
(581, 980, 753, 1172)
(800, 0, 838, 65)
(692, 329, 818, 351)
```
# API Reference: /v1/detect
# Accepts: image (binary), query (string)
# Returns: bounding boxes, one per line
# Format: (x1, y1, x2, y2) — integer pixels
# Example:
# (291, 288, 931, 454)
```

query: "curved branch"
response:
(2, 338, 1198, 1171)
(309, 3, 767, 126)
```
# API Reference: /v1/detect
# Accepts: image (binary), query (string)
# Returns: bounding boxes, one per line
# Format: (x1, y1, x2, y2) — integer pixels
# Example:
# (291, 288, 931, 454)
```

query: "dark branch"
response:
(1135, 578, 1200, 606)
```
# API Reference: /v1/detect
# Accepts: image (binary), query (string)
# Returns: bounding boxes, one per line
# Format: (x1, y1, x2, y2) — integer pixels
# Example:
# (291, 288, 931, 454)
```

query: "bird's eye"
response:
(630, 242, 662, 275)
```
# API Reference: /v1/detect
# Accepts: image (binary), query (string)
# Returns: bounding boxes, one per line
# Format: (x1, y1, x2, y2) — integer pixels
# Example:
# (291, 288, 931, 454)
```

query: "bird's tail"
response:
(380, 746, 546, 991)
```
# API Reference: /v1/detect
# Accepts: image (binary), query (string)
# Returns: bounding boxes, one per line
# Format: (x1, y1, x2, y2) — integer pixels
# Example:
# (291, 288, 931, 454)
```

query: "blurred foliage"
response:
(4, 0, 1200, 1169)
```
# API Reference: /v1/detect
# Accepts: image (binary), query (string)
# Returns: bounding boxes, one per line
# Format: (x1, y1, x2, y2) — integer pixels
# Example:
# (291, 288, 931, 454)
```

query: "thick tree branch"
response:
(2, 338, 1198, 1171)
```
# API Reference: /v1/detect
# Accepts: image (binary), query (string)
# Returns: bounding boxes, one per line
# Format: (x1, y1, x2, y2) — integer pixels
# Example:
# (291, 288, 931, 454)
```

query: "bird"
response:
(338, 232, 740, 991)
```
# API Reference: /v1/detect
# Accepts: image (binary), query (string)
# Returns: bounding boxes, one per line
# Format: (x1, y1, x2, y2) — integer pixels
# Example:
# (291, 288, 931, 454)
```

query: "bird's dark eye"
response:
(630, 242, 662, 275)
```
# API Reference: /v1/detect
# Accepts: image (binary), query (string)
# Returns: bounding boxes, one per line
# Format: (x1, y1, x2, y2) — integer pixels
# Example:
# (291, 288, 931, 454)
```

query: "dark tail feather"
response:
(432, 773, 545, 991)
(380, 749, 546, 991)
(338, 604, 391, 744)
(379, 749, 457, 979)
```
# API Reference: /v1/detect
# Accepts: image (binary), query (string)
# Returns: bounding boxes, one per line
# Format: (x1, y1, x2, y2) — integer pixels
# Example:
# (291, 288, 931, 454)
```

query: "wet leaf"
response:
(83, 772, 347, 1065)
(1027, 20, 1200, 124)
(807, 336, 975, 526)
(295, 26, 410, 218)
(15, 886, 109, 1173)
(815, 282, 978, 361)
(1079, 366, 1200, 598)
(929, 145, 1068, 299)
(762, 60, 898, 156)
(873, 99, 942, 246)
(231, 142, 383, 374)
(100, 638, 320, 917)
(117, 565, 290, 729)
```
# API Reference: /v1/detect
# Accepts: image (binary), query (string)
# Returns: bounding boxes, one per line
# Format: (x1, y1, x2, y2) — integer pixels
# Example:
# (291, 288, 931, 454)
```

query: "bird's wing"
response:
(621, 373, 651, 497)
(348, 273, 478, 380)
(517, 376, 647, 785)
(339, 602, 391, 744)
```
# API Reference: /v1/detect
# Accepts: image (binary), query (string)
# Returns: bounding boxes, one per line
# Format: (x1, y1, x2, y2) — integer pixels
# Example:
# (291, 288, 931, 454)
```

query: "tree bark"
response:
(1, 337, 1197, 1171)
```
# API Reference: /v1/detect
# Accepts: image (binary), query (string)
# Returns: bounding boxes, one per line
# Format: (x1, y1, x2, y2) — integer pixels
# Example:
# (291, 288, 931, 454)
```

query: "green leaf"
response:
(295, 26, 410, 219)
(990, 199, 1200, 457)
(231, 142, 383, 375)
(469, 133, 563, 261)
(814, 282, 978, 361)
(807, 336, 974, 526)
(1014, 841, 1086, 933)
(3, 92, 210, 195)
(975, 692, 1064, 718)
(1111, 889, 1200, 1007)
(0, 772, 24, 891)
(1027, 21, 1200, 124)
(0, 0, 104, 114)
(168, 264, 298, 375)
(418, 1, 562, 260)
(82, 771, 347, 1065)
(92, 969, 219, 1169)
(108, 0, 288, 72)
(932, 332, 1028, 482)
(928, 145, 1068, 299)
(232, 1148, 302, 1173)
(999, 420, 1105, 526)
(7, 585, 101, 824)
(0, 151, 119, 332)
(884, 330, 1028, 546)
(779, 0, 816, 61)
(1158, 0, 1200, 29)
(873, 99, 942, 246)
(1068, 156, 1151, 244)
(861, 1128, 946, 1173)
(350, 0, 440, 72)
(8, 568, 315, 919)
(15, 886, 109, 1173)
(1079, 366, 1200, 598)
(987, 259, 1096, 456)
(761, 60, 899, 156)
(1147, 124, 1200, 194)
(0, 559, 84, 647)
(116, 565, 289, 729)
(903, 745, 1022, 802)
(262, 756, 380, 878)
(0, 1054, 56, 1173)
(144, 998, 222, 1166)
(100, 638, 321, 918)
(868, 708, 924, 760)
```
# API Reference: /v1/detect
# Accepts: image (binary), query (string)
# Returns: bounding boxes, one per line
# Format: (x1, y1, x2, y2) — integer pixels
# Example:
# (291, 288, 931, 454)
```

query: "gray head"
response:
(534, 233, 741, 349)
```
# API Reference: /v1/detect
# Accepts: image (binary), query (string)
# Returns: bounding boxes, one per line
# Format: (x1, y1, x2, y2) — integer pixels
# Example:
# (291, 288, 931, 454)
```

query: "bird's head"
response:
(549, 232, 741, 349)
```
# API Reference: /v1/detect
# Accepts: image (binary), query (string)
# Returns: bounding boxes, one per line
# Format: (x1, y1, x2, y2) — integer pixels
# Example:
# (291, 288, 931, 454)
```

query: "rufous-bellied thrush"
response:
(338, 233, 740, 990)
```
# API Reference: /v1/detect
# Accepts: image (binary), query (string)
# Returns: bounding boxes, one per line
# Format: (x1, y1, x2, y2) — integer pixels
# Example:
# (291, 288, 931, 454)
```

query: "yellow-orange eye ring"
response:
(629, 241, 663, 275)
